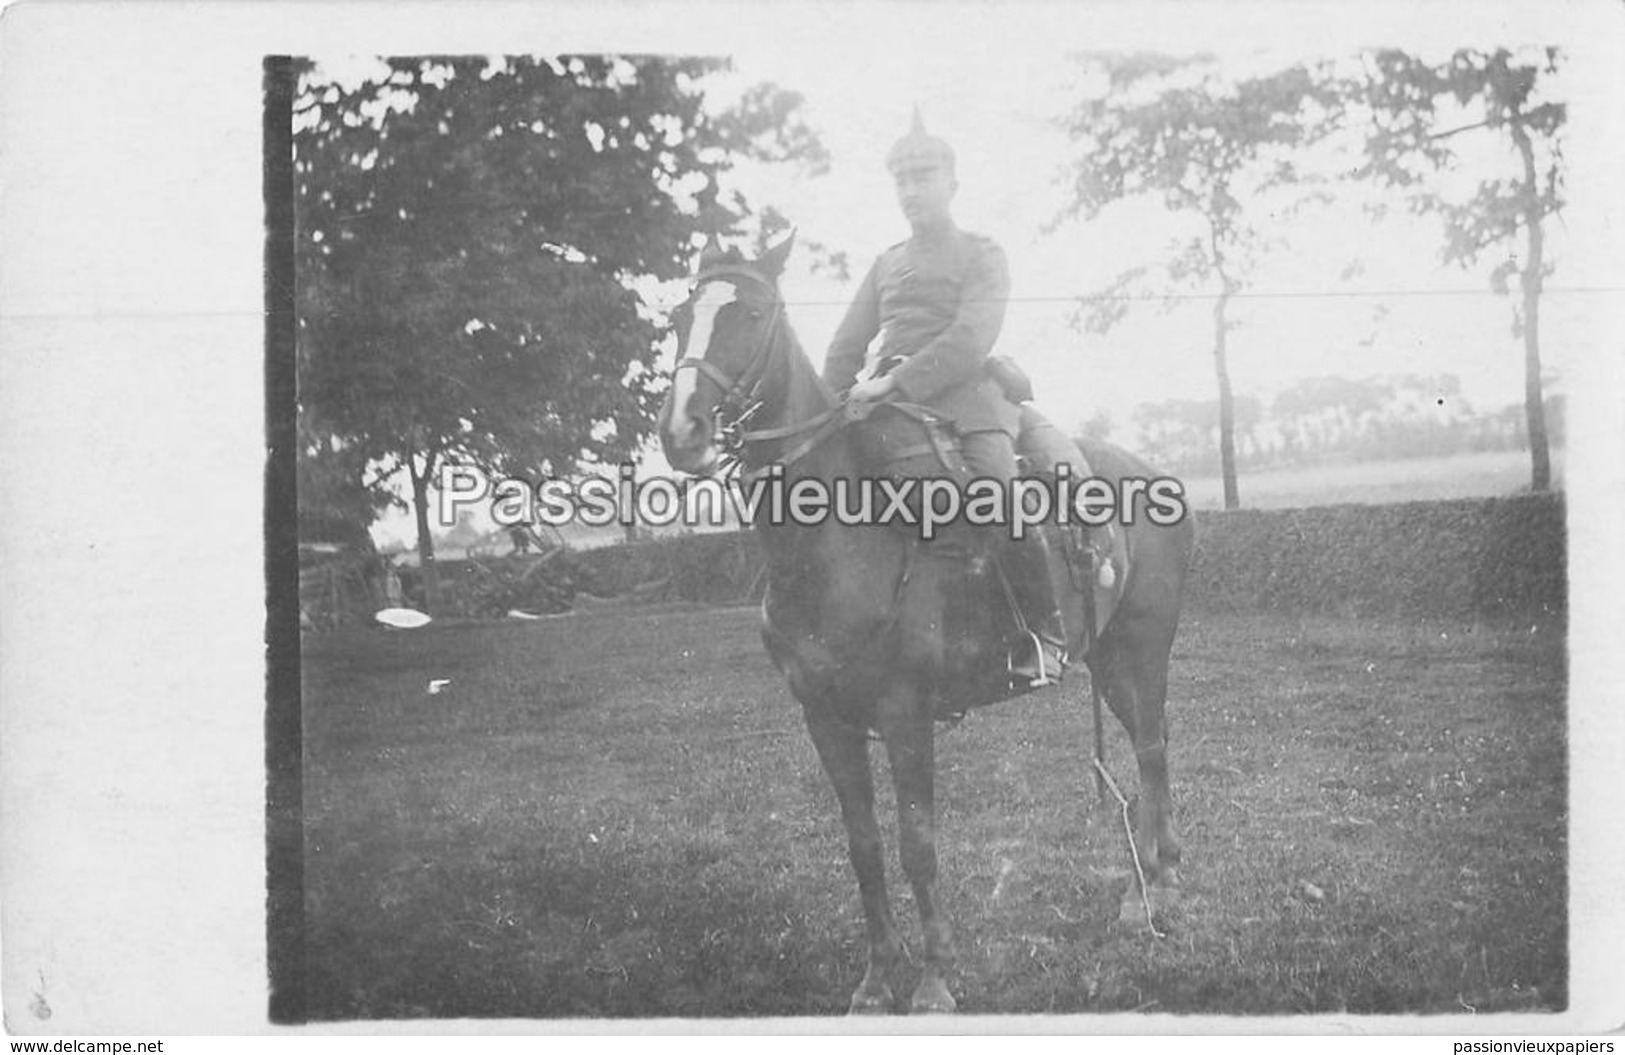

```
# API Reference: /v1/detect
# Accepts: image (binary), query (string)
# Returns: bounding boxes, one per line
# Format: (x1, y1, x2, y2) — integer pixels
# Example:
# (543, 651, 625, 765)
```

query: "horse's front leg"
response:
(877, 689, 956, 1014)
(803, 704, 904, 1014)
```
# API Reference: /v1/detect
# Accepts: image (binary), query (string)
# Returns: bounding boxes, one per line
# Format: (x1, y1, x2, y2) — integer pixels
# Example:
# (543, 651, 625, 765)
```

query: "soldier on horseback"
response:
(660, 165, 1192, 1011)
(823, 110, 1074, 687)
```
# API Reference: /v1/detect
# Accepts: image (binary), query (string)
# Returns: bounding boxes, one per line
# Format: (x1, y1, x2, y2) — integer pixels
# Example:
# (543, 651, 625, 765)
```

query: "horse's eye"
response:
(746, 309, 763, 321)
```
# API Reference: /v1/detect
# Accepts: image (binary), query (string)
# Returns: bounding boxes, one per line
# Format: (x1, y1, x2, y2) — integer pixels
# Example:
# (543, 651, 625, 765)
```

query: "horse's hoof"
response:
(1146, 877, 1184, 914)
(848, 986, 894, 1015)
(909, 980, 957, 1015)
(1120, 888, 1168, 926)
(1121, 882, 1186, 929)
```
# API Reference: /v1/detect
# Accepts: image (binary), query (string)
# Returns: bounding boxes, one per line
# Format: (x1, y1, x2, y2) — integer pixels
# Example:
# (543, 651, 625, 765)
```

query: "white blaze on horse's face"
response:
(669, 279, 738, 461)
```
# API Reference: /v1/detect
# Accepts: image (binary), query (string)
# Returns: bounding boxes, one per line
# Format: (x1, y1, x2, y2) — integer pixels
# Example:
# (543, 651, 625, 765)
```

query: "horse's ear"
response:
(758, 228, 796, 279)
(696, 232, 728, 271)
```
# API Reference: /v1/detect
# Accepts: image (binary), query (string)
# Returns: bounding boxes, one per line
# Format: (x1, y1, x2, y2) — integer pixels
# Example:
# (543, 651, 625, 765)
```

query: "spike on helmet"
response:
(886, 107, 955, 175)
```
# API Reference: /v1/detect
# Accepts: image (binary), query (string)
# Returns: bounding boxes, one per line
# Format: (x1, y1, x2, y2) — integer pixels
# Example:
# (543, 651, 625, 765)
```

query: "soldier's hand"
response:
(848, 375, 898, 403)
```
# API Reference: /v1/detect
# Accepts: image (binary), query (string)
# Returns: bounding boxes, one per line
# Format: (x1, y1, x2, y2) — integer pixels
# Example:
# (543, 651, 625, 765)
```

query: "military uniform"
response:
(823, 227, 1020, 445)
(828, 109, 1068, 685)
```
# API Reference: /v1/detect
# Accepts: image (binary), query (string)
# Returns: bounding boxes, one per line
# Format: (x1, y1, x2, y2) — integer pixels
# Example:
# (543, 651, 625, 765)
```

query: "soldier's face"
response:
(893, 163, 956, 231)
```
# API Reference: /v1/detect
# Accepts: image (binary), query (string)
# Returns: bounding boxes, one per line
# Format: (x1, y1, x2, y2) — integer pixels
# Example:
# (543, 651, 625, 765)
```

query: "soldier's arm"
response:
(889, 239, 1010, 404)
(821, 259, 882, 395)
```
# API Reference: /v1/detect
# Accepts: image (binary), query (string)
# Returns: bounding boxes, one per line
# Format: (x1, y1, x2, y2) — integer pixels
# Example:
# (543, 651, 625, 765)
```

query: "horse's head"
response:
(657, 234, 795, 474)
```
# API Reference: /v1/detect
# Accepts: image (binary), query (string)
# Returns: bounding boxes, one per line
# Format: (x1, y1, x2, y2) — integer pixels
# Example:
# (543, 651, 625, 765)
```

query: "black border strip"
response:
(263, 54, 306, 1026)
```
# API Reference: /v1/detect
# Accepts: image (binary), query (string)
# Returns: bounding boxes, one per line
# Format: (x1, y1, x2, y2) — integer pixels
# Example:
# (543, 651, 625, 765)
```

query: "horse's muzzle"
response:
(658, 399, 720, 475)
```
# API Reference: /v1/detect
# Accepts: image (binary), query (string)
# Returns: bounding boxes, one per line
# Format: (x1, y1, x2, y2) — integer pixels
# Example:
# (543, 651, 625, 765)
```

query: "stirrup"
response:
(1008, 629, 1065, 688)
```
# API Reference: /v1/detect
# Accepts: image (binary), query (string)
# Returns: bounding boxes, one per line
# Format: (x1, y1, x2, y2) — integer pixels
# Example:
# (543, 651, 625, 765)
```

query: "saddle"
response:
(845, 399, 967, 479)
(843, 401, 1130, 717)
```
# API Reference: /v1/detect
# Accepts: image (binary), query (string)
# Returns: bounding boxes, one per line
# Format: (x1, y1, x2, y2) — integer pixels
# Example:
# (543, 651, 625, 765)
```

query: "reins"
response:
(672, 266, 848, 483)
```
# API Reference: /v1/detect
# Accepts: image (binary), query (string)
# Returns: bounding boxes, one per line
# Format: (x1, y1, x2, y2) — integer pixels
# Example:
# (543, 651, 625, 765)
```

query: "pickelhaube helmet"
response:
(885, 107, 955, 175)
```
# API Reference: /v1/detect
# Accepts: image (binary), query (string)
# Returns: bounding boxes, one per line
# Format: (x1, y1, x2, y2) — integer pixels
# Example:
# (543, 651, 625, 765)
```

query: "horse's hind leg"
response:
(803, 705, 904, 1014)
(1097, 630, 1181, 890)
(877, 689, 956, 1014)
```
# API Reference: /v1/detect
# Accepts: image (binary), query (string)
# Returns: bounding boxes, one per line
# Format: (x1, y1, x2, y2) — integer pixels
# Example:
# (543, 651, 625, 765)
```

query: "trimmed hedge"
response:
(576, 494, 1566, 621)
(577, 530, 765, 606)
(1184, 494, 1564, 620)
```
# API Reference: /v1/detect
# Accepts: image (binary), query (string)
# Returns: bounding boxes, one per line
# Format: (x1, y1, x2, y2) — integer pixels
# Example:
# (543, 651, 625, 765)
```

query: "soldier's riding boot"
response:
(1002, 532, 1068, 687)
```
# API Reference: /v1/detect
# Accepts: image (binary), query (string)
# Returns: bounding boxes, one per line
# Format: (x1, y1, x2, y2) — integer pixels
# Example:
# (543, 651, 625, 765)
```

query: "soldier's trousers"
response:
(958, 428, 1066, 650)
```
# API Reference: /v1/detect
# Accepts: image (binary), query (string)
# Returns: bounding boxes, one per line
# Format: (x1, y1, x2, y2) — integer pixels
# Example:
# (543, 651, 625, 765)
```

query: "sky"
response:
(304, 7, 1623, 547)
(715, 39, 1600, 424)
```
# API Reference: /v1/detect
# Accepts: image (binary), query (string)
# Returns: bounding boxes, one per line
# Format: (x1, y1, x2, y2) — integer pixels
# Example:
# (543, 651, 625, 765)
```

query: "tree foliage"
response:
(1061, 58, 1340, 237)
(1352, 46, 1564, 490)
(293, 55, 825, 605)
(1131, 394, 1262, 473)
(1355, 48, 1564, 261)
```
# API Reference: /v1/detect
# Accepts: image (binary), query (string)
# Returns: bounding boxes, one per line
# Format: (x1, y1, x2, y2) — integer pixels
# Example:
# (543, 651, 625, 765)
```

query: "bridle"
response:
(672, 265, 785, 455)
(671, 266, 848, 479)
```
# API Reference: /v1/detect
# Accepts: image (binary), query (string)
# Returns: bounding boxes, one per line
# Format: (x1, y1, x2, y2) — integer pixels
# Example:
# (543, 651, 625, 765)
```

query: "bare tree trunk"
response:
(1212, 287, 1240, 510)
(1510, 117, 1552, 493)
(409, 455, 443, 614)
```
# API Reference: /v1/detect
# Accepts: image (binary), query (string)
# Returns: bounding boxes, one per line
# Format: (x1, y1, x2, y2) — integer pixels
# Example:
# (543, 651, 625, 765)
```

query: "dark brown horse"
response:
(657, 236, 1193, 1014)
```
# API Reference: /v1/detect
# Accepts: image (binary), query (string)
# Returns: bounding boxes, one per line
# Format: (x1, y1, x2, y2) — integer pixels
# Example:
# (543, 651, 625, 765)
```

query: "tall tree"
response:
(1057, 55, 1342, 508)
(294, 56, 823, 609)
(1354, 47, 1564, 491)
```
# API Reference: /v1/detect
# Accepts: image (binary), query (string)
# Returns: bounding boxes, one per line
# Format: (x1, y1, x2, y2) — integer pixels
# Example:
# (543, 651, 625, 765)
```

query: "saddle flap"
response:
(1059, 519, 1130, 656)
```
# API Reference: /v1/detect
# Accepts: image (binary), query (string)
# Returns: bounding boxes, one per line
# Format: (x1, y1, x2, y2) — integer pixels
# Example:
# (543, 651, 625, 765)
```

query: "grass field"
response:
(1179, 449, 1563, 510)
(298, 604, 1566, 1019)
